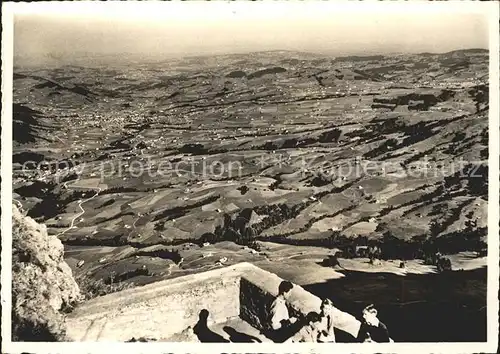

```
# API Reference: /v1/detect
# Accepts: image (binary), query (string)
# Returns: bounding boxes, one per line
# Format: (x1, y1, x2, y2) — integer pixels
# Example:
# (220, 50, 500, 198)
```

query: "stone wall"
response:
(66, 268, 241, 341)
(238, 264, 361, 339)
(239, 276, 312, 331)
(239, 277, 275, 330)
(66, 262, 361, 341)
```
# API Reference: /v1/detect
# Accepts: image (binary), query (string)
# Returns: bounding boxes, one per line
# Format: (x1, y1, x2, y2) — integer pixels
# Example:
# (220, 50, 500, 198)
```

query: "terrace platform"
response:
(66, 262, 361, 342)
(161, 316, 271, 343)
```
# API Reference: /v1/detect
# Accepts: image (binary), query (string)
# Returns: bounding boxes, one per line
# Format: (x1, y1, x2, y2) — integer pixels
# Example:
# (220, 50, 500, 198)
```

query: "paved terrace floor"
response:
(162, 317, 271, 343)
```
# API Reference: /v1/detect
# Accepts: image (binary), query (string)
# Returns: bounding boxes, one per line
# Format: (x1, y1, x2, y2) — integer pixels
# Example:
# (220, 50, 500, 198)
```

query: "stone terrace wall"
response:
(239, 264, 361, 339)
(66, 263, 361, 341)
(66, 267, 242, 341)
(240, 278, 274, 330)
(239, 276, 319, 331)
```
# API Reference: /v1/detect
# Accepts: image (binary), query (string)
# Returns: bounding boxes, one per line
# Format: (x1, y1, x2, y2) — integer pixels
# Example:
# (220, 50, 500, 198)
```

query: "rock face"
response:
(12, 205, 80, 341)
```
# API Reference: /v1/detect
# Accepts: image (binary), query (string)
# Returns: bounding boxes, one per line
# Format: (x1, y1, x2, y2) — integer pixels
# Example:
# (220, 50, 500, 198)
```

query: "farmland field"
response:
(13, 48, 489, 342)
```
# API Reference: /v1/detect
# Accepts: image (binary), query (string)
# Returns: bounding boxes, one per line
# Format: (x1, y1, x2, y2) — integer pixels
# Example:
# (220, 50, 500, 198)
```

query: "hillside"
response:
(12, 49, 488, 289)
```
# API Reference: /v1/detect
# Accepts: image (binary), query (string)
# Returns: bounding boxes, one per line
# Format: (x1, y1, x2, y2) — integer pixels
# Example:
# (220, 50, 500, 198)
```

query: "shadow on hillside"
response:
(304, 267, 487, 342)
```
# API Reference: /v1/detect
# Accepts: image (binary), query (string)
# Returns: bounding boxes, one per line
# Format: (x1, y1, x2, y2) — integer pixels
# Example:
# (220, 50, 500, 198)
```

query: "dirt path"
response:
(56, 180, 102, 237)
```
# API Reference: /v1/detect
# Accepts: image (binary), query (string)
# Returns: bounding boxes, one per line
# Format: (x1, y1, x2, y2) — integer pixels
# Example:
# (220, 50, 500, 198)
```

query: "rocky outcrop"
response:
(12, 205, 80, 341)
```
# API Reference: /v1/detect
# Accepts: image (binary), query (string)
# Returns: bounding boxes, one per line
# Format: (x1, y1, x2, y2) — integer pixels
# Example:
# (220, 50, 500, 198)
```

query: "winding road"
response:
(56, 179, 102, 237)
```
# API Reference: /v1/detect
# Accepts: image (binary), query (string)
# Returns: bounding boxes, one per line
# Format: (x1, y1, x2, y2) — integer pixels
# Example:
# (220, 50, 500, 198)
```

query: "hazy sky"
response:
(12, 2, 490, 62)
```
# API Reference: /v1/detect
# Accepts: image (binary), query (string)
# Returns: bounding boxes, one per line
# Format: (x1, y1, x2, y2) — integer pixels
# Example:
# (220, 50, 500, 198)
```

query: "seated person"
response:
(317, 298, 336, 343)
(285, 298, 337, 343)
(357, 304, 393, 343)
(285, 312, 322, 343)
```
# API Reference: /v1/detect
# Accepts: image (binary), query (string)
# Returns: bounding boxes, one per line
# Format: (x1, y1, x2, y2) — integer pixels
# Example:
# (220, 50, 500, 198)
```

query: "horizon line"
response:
(13, 46, 490, 62)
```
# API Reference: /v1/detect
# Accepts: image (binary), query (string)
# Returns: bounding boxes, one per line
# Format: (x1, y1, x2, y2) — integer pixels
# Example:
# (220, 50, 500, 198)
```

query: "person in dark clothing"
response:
(193, 309, 229, 343)
(267, 315, 306, 343)
(357, 304, 392, 343)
